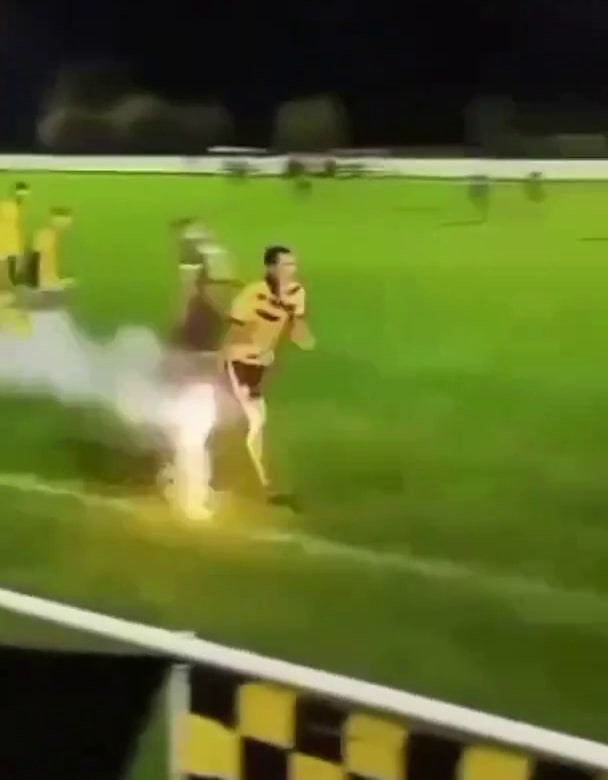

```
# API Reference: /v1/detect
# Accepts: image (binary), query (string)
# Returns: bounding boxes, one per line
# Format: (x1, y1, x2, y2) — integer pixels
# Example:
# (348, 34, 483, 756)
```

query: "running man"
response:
(0, 183, 32, 336)
(222, 245, 315, 492)
(159, 251, 233, 521)
(0, 184, 26, 286)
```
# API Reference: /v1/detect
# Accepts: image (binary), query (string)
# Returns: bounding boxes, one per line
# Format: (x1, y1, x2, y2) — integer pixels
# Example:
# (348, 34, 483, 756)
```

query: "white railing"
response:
(0, 586, 606, 772)
(1, 153, 608, 178)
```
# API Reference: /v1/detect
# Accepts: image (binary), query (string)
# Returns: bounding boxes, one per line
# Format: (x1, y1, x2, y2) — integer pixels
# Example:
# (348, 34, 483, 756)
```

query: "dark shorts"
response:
(3, 255, 20, 285)
(225, 361, 266, 399)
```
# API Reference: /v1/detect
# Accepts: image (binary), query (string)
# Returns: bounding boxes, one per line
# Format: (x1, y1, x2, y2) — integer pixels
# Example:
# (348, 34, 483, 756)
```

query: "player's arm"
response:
(289, 288, 315, 350)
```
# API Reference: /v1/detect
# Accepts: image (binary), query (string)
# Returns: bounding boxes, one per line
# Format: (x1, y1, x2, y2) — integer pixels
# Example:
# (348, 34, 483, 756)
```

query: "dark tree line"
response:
(37, 63, 349, 154)
(37, 63, 608, 157)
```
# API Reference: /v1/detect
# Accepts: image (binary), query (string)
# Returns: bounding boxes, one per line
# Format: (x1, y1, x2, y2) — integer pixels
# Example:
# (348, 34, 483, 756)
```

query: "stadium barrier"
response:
(2, 153, 608, 178)
(0, 588, 606, 780)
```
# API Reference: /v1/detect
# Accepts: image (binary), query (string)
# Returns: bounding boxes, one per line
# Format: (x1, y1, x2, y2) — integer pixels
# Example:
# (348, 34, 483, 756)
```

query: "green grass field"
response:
(1, 173, 608, 775)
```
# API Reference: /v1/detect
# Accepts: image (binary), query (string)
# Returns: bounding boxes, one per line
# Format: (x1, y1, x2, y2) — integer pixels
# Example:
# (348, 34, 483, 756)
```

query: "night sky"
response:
(2, 0, 608, 148)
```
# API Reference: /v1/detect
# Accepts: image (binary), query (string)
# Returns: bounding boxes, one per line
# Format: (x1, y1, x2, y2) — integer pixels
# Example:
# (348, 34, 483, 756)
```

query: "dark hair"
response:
(263, 245, 291, 267)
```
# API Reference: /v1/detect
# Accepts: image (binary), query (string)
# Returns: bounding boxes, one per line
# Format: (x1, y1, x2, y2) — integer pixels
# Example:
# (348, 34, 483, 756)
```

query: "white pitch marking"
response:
(0, 473, 134, 512)
(0, 471, 607, 615)
(249, 528, 608, 616)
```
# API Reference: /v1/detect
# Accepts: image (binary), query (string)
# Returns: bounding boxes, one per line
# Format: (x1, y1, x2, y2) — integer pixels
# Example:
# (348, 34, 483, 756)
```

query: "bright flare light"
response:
(160, 382, 217, 522)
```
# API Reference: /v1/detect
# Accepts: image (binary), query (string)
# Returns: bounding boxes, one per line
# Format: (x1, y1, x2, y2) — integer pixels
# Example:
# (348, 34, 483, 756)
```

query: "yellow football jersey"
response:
(33, 226, 59, 288)
(0, 258, 13, 294)
(228, 278, 306, 365)
(0, 199, 23, 257)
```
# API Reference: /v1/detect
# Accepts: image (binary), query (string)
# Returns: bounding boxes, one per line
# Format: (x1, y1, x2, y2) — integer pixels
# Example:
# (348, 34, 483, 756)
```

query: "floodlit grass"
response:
(1, 172, 608, 776)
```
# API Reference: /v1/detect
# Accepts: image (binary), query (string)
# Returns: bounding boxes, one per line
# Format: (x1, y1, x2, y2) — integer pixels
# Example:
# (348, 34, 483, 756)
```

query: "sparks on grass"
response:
(157, 381, 218, 522)
(117, 369, 220, 522)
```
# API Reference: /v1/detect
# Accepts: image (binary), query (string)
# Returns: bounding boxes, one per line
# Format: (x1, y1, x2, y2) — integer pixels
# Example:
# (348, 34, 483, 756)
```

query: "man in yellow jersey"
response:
(0, 183, 32, 335)
(0, 184, 27, 284)
(25, 208, 73, 290)
(222, 245, 315, 492)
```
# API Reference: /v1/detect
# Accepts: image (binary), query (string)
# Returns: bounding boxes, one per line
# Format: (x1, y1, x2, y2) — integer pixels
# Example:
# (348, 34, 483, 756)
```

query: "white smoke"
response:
(0, 311, 172, 429)
(0, 309, 223, 518)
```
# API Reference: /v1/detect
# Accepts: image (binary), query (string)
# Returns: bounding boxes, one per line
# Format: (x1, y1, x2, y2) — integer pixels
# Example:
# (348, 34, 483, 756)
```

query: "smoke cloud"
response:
(0, 311, 170, 429)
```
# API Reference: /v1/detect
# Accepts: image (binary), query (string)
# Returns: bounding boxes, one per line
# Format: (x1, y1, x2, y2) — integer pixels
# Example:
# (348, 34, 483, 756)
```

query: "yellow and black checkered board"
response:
(177, 665, 605, 780)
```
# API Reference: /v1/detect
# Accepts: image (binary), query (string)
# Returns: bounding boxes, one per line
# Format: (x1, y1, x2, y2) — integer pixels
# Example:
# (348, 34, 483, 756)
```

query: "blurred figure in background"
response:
(173, 217, 240, 312)
(0, 182, 31, 336)
(0, 181, 29, 286)
(159, 226, 240, 519)
(25, 208, 74, 290)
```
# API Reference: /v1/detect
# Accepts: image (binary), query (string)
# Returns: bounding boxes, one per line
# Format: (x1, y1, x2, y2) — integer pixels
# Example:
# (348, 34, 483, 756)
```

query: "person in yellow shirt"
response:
(0, 184, 28, 283)
(0, 183, 31, 335)
(25, 208, 73, 290)
(0, 199, 22, 265)
(222, 245, 315, 492)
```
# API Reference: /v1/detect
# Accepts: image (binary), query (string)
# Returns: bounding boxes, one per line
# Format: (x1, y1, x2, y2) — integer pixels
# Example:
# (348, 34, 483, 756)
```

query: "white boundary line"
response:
(0, 471, 607, 768)
(0, 471, 607, 613)
(0, 473, 134, 511)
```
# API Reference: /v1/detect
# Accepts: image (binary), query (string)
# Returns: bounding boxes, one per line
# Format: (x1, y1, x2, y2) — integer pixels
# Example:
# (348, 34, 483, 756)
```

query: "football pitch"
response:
(1, 172, 608, 775)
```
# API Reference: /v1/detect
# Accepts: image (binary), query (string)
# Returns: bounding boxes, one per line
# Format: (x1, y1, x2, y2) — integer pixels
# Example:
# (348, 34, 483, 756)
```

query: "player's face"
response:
(276, 253, 298, 285)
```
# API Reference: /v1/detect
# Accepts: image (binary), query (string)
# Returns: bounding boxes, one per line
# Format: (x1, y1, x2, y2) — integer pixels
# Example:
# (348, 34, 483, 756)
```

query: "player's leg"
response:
(225, 361, 271, 489)
(243, 395, 269, 489)
(6, 255, 18, 285)
(21, 250, 40, 288)
(226, 365, 300, 510)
